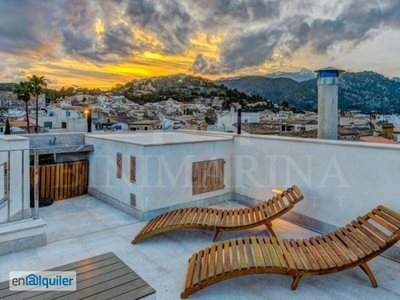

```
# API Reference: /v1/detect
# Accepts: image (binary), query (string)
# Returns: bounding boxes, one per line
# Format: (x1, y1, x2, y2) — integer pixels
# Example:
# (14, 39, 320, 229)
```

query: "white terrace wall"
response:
(142, 140, 233, 211)
(86, 136, 145, 213)
(0, 136, 30, 223)
(233, 135, 400, 228)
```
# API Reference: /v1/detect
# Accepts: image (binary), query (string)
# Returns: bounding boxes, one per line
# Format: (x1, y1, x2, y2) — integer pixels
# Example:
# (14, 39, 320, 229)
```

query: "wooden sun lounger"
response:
(181, 205, 400, 298)
(132, 185, 303, 244)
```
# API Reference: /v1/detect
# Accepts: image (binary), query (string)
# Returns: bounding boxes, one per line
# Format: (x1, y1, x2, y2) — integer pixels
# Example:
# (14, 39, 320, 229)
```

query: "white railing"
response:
(0, 148, 38, 224)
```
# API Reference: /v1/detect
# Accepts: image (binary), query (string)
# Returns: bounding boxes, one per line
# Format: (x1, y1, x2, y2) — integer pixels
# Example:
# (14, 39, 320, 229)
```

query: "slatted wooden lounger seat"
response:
(181, 205, 400, 299)
(132, 185, 303, 244)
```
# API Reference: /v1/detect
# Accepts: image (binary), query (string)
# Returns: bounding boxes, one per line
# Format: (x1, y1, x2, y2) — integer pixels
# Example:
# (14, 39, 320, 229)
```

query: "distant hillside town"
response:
(0, 73, 399, 144)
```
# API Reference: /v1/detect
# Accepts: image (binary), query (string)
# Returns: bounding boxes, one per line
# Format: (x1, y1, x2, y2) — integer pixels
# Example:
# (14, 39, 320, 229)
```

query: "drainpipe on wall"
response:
(237, 108, 242, 134)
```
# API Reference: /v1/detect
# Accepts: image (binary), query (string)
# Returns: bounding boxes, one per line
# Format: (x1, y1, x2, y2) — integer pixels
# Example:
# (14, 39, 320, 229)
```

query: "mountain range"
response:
(217, 71, 400, 113)
(265, 68, 316, 82)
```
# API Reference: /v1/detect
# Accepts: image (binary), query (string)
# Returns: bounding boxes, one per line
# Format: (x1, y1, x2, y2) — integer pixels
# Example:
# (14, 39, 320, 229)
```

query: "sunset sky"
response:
(1, 0, 400, 89)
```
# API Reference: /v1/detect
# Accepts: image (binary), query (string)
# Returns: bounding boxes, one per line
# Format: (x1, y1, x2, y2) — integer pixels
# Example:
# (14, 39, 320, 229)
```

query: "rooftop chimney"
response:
(314, 67, 345, 140)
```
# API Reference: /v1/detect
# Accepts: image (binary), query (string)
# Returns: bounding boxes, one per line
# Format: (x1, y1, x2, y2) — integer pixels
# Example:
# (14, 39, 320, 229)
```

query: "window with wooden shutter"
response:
(192, 159, 224, 195)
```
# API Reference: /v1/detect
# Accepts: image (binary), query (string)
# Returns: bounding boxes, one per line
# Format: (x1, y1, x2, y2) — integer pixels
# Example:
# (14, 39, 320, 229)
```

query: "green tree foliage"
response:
(281, 100, 289, 108)
(217, 76, 297, 102)
(204, 108, 217, 125)
(0, 83, 17, 91)
(13, 81, 32, 133)
(28, 75, 47, 133)
(45, 86, 103, 102)
(244, 103, 272, 112)
(45, 88, 59, 103)
(121, 75, 265, 106)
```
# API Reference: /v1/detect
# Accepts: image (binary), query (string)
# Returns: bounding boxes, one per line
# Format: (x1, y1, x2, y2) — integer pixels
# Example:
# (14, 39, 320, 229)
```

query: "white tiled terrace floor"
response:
(1, 195, 400, 300)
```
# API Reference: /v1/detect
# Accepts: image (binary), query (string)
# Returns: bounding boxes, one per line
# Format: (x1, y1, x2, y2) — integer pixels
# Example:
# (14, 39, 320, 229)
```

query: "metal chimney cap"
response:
(314, 66, 345, 73)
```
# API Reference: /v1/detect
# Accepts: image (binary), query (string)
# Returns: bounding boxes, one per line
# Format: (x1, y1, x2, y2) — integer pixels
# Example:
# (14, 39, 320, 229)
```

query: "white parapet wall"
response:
(233, 134, 400, 229)
(0, 135, 47, 255)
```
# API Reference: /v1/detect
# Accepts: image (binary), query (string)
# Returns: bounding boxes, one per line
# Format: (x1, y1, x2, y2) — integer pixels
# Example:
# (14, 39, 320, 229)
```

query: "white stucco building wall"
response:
(67, 118, 88, 132)
(39, 116, 62, 129)
(217, 109, 260, 132)
(86, 132, 233, 216)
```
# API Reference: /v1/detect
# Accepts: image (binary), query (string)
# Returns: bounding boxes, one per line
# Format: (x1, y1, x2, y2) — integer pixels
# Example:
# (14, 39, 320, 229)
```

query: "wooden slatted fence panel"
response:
(192, 159, 224, 195)
(30, 160, 88, 201)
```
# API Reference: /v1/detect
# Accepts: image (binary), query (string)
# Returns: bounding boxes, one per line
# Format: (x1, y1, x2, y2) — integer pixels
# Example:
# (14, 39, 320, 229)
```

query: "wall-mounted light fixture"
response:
(83, 108, 92, 133)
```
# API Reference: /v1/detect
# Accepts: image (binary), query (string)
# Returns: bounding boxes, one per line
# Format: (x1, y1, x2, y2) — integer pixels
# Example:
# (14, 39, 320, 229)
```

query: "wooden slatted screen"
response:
(192, 159, 224, 195)
(29, 160, 88, 201)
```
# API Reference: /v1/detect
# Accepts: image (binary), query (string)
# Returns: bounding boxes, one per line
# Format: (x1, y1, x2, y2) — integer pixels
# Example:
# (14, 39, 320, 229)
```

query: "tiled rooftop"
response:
(1, 195, 399, 299)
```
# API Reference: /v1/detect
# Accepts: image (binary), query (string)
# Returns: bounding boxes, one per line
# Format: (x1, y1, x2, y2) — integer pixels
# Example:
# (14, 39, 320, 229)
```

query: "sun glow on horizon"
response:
(4, 23, 400, 89)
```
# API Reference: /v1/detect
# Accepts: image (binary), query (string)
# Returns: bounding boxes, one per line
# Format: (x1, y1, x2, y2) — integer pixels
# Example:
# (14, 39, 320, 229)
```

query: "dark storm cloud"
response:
(123, 0, 282, 58)
(0, 0, 59, 54)
(194, 0, 281, 30)
(285, 18, 311, 52)
(0, 0, 137, 65)
(58, 1, 98, 58)
(95, 0, 126, 25)
(75, 23, 139, 63)
(191, 0, 400, 75)
(192, 28, 283, 74)
(191, 54, 222, 75)
(220, 28, 282, 71)
(57, 1, 140, 63)
(295, 0, 400, 54)
(62, 29, 93, 53)
(126, 0, 195, 54)
(103, 24, 136, 56)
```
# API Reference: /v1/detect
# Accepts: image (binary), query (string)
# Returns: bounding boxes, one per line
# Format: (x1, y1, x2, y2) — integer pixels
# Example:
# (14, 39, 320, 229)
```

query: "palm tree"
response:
(28, 75, 47, 133)
(13, 81, 32, 133)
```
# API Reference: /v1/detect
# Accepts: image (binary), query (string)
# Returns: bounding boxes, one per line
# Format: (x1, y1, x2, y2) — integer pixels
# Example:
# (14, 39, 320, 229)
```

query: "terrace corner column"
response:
(314, 67, 345, 140)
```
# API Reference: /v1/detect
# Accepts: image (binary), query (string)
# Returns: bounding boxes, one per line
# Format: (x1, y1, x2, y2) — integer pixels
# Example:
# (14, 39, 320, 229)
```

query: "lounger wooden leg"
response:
(265, 222, 277, 238)
(291, 275, 302, 290)
(213, 230, 220, 242)
(359, 263, 378, 288)
(131, 237, 142, 244)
